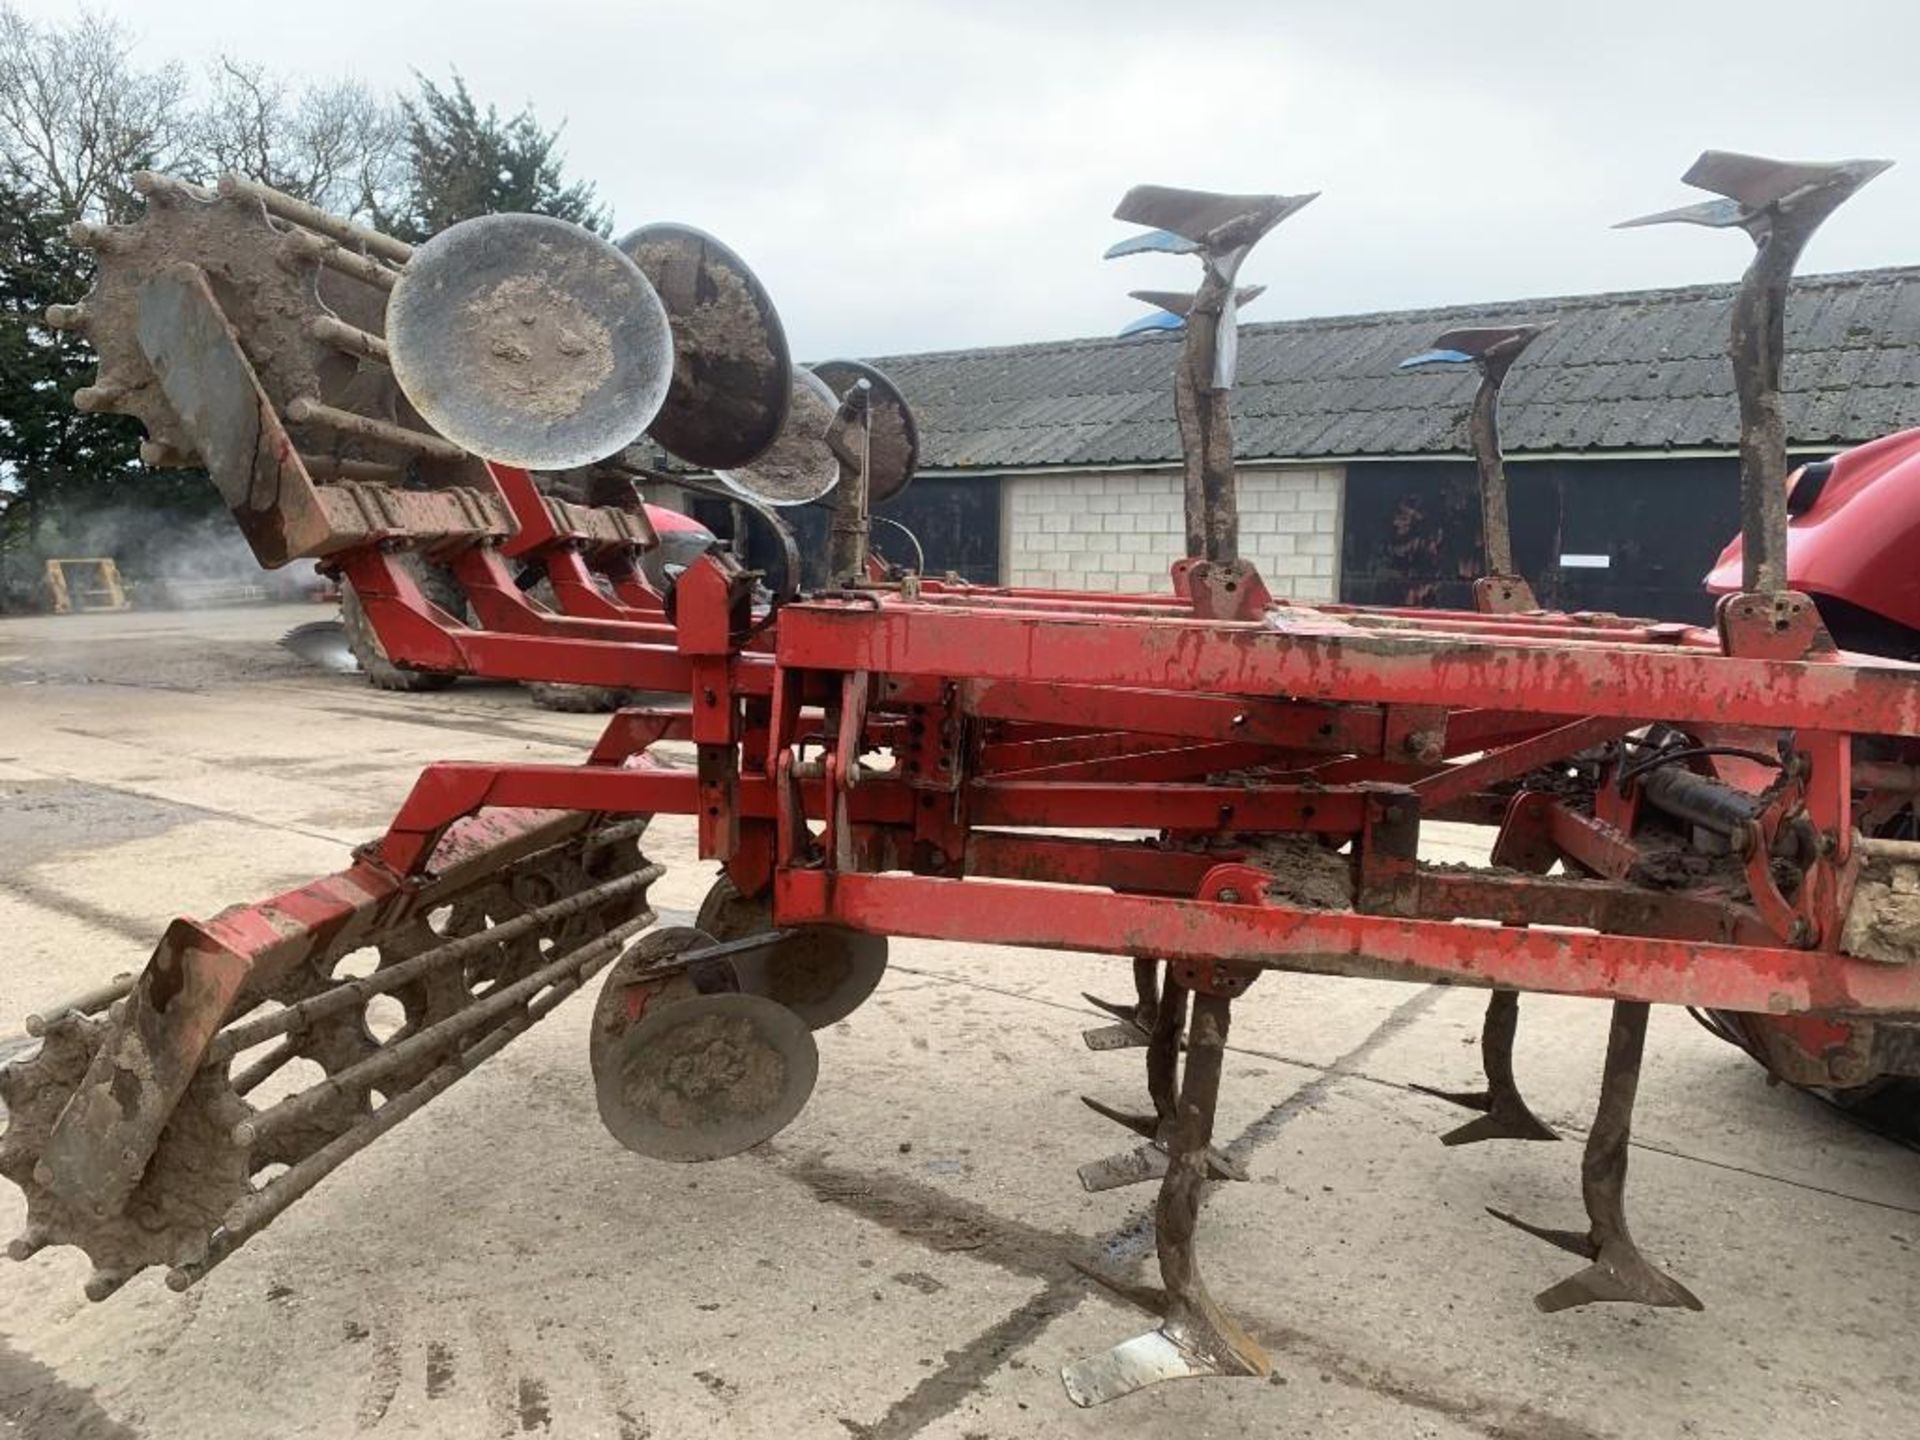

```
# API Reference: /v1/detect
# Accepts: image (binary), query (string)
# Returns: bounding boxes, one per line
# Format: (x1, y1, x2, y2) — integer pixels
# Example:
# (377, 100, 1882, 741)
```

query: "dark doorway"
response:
(688, 475, 1002, 591)
(1339, 458, 1743, 624)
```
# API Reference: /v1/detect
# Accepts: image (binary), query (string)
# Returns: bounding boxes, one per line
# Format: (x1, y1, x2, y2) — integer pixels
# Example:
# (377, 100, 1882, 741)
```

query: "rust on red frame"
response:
(772, 869, 1920, 1018)
(774, 601, 1920, 737)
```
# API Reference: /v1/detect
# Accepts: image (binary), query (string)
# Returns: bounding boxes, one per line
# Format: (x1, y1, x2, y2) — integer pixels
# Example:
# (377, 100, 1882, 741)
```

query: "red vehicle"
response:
(1704, 430, 1920, 1125)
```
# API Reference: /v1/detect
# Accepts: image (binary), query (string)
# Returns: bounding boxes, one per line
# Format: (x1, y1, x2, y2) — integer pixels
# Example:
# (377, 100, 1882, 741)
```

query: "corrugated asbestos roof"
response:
(869, 266, 1920, 470)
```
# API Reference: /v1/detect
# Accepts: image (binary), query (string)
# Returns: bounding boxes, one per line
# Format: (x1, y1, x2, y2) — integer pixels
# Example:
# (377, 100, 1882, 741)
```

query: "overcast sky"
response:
(22, 0, 1920, 359)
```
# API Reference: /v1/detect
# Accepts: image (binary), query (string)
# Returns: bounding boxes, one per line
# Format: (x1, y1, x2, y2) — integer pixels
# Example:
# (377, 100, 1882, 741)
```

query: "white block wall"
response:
(1000, 465, 1344, 600)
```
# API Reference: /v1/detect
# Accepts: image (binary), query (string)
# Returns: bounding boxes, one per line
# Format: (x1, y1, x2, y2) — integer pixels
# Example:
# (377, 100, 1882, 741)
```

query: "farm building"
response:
(701, 264, 1920, 625)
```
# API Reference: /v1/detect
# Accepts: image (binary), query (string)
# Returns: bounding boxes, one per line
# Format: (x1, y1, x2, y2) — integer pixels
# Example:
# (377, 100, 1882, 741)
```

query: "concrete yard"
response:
(1, 604, 1915, 1440)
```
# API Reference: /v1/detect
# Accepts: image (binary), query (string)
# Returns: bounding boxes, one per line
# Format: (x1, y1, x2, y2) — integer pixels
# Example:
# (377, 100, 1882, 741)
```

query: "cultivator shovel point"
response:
(12, 152, 1920, 1417)
(1396, 319, 1560, 1135)
(1121, 286, 1269, 338)
(1618, 150, 1893, 236)
(1075, 1093, 1249, 1194)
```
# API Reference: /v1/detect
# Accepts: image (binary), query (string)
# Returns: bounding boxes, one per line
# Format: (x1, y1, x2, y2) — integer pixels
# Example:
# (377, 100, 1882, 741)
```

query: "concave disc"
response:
(810, 359, 919, 506)
(588, 926, 719, 1085)
(387, 212, 673, 470)
(594, 991, 819, 1163)
(618, 222, 792, 471)
(713, 367, 840, 507)
(696, 874, 888, 1029)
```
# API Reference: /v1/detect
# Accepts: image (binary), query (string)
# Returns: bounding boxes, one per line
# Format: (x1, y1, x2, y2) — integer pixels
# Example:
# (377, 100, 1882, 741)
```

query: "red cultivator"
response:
(7, 152, 1919, 1406)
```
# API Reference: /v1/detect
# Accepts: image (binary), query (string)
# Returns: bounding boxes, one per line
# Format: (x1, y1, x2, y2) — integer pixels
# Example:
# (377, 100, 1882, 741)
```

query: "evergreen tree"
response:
(379, 72, 608, 242)
(0, 18, 605, 604)
(0, 179, 216, 605)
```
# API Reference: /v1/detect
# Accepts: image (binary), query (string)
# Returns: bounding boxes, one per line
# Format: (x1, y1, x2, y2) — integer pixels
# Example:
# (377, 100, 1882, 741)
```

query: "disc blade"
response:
(713, 367, 841, 506)
(727, 927, 888, 1029)
(386, 213, 674, 470)
(587, 925, 720, 1084)
(810, 359, 919, 506)
(618, 222, 792, 471)
(696, 875, 888, 1028)
(595, 992, 818, 1163)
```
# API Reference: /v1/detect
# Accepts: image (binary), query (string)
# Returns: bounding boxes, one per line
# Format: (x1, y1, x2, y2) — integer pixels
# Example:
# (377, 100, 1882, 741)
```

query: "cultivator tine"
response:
(1397, 325, 1545, 594)
(1409, 990, 1558, 1145)
(1488, 1001, 1704, 1313)
(1078, 971, 1247, 1193)
(1083, 995, 1143, 1026)
(1144, 968, 1185, 1125)
(1068, 1258, 1170, 1317)
(1077, 1140, 1249, 1194)
(1080, 1095, 1158, 1137)
(1081, 955, 1161, 1049)
(1106, 179, 1316, 563)
(1062, 985, 1268, 1406)
(1078, 1091, 1248, 1193)
(1621, 151, 1891, 597)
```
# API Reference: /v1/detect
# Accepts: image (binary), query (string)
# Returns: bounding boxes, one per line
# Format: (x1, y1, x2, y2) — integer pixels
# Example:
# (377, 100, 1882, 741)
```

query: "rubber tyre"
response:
(527, 680, 628, 712)
(522, 576, 629, 712)
(1821, 1075, 1920, 1140)
(340, 556, 464, 692)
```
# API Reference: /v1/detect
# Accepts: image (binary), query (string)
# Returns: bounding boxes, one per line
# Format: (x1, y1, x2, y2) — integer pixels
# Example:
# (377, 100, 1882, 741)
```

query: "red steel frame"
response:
(317, 512, 1920, 1030)
(44, 460, 1920, 1286)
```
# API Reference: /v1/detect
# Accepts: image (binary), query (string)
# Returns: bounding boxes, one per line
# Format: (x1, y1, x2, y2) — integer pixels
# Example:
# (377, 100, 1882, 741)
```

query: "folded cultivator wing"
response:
(8, 152, 1920, 1407)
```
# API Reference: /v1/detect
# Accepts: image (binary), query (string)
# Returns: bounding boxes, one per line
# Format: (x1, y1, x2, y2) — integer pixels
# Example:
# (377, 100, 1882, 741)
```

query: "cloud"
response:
(20, 0, 1919, 357)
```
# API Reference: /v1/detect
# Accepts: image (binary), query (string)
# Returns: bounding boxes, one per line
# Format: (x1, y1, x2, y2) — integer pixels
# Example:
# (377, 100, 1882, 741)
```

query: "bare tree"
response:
(0, 4, 189, 222)
(197, 57, 405, 221)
